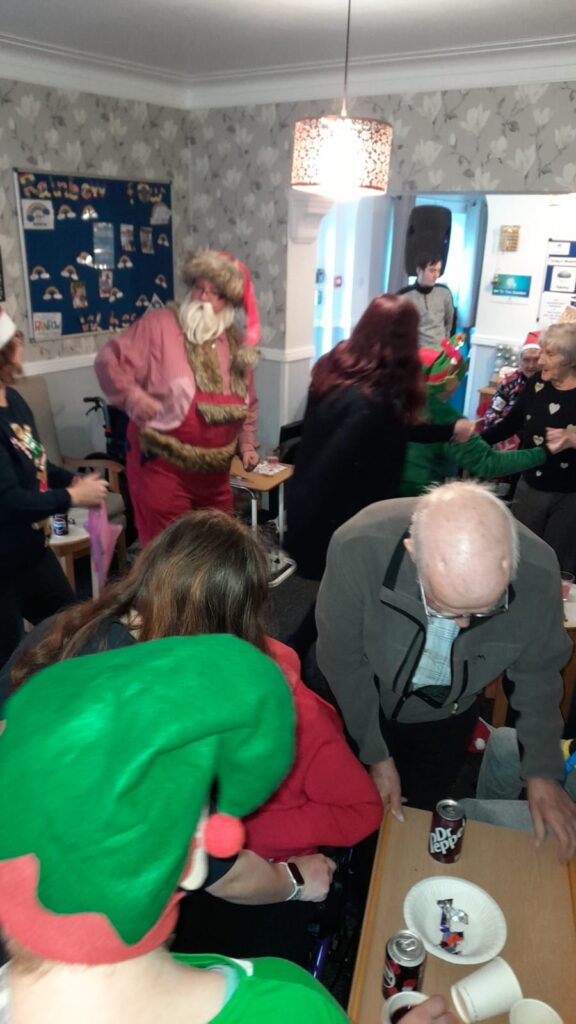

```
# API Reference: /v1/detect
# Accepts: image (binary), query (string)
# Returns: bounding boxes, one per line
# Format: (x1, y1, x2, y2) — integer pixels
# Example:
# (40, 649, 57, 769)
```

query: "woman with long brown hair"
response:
(286, 294, 470, 582)
(3, 509, 381, 966)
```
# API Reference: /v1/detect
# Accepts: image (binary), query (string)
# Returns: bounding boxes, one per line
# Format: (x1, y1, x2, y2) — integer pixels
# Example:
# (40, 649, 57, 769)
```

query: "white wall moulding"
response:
(23, 353, 96, 376)
(260, 346, 315, 362)
(471, 335, 527, 349)
(0, 37, 190, 109)
(2, 33, 576, 109)
(288, 191, 334, 245)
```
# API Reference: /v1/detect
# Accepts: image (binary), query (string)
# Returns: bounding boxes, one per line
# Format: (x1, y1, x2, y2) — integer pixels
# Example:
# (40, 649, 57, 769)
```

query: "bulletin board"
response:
(14, 169, 174, 341)
(538, 238, 576, 326)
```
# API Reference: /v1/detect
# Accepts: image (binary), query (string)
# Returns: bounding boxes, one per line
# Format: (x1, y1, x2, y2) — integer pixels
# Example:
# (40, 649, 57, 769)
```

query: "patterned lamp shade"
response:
(291, 115, 393, 199)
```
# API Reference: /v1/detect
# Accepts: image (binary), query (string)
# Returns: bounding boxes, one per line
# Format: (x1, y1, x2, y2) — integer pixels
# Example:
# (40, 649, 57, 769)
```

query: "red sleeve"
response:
(238, 368, 259, 454)
(94, 315, 155, 423)
(246, 640, 383, 857)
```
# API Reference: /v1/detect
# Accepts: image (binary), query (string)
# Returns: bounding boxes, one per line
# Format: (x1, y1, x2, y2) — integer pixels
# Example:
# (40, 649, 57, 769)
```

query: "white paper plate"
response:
(404, 876, 506, 965)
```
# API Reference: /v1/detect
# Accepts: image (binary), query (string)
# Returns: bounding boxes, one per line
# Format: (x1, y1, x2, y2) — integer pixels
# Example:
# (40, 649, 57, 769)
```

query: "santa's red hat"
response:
(0, 307, 16, 349)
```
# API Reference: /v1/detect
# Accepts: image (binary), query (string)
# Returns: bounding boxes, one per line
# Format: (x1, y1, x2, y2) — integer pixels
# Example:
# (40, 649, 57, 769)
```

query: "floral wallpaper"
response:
(0, 79, 191, 361)
(1, 75, 576, 360)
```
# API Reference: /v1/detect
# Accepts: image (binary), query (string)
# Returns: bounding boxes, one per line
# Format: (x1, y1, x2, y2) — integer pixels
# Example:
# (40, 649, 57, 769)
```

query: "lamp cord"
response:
(341, 0, 352, 118)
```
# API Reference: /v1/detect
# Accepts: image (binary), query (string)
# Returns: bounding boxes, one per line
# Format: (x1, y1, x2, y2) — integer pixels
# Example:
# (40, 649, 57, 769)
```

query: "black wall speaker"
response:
(404, 205, 452, 277)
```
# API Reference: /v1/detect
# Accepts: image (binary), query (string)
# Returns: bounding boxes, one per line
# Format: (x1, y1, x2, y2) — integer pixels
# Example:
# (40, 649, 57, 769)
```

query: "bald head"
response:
(407, 482, 518, 618)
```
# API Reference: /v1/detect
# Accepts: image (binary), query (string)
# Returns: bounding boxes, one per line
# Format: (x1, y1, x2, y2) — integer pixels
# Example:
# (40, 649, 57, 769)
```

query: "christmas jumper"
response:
(482, 373, 576, 492)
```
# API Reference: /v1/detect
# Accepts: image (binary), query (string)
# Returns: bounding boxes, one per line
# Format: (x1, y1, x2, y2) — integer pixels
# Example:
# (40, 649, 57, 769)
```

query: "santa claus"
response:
(95, 250, 260, 546)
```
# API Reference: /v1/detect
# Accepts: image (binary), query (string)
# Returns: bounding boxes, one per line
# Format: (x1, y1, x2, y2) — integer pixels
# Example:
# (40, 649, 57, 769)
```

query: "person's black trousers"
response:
(381, 701, 480, 811)
(0, 548, 76, 672)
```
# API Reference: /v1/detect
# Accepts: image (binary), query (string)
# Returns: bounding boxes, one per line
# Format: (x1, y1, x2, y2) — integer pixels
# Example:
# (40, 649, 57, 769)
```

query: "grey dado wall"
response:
(2, 77, 576, 452)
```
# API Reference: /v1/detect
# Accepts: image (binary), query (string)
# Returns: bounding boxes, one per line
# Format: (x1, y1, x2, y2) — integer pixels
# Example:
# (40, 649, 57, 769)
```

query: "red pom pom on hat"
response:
(203, 813, 245, 858)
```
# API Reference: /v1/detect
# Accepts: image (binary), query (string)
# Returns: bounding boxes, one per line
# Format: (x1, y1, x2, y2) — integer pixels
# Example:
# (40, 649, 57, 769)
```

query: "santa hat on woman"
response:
(182, 250, 260, 353)
(522, 330, 541, 351)
(0, 306, 17, 349)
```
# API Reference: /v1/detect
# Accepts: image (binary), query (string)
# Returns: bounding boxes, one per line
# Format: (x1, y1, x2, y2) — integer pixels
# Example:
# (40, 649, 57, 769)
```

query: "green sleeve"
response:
(449, 434, 546, 477)
(426, 394, 460, 425)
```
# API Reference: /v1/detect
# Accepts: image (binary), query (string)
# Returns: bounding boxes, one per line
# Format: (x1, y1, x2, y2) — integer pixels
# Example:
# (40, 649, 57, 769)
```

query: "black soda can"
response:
(52, 514, 69, 536)
(382, 929, 426, 998)
(429, 799, 466, 863)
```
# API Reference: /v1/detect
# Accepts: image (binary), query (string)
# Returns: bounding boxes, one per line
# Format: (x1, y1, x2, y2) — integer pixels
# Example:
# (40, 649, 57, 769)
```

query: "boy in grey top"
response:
(398, 253, 455, 345)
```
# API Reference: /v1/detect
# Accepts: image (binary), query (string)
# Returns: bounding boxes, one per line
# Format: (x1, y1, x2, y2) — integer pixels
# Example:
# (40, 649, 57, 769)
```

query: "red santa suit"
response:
(94, 253, 259, 546)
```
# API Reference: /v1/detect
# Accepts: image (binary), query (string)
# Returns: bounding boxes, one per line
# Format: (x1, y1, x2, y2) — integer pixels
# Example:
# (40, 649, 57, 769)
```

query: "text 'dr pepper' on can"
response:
(429, 799, 466, 863)
(382, 929, 426, 998)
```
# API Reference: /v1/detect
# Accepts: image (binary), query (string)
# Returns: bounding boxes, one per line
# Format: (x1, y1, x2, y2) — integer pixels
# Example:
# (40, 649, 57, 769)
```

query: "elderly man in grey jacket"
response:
(316, 481, 576, 862)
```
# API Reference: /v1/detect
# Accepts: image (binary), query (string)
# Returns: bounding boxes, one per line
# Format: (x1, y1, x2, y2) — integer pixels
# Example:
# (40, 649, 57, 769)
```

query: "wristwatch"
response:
(280, 860, 305, 901)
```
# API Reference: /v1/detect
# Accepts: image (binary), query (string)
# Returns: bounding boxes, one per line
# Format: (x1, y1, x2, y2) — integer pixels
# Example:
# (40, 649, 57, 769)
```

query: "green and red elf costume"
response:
(399, 336, 546, 497)
(0, 636, 348, 1022)
(95, 251, 261, 546)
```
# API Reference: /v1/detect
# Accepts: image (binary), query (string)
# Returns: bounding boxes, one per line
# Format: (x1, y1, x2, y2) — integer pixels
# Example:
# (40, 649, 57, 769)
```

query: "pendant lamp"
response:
(291, 0, 393, 200)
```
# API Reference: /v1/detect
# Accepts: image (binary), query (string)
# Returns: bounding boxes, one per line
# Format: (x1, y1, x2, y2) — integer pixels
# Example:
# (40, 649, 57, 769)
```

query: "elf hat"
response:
(182, 249, 260, 347)
(420, 334, 468, 395)
(522, 330, 541, 351)
(0, 635, 294, 964)
(0, 307, 17, 349)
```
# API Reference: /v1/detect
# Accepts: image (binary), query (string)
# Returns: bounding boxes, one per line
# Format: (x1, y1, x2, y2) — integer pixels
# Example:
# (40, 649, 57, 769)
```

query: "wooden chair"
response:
(13, 375, 127, 581)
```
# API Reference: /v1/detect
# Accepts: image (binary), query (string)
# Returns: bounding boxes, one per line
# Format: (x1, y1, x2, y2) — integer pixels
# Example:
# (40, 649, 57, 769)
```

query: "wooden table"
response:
(49, 522, 93, 594)
(229, 456, 296, 586)
(348, 807, 576, 1024)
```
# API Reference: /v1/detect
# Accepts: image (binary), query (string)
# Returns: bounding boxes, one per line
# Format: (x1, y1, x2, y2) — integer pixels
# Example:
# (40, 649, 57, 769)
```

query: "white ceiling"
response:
(1, 0, 576, 108)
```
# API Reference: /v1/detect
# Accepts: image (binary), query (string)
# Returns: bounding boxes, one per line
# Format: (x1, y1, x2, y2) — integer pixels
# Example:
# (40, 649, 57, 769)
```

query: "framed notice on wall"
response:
(14, 169, 174, 341)
(539, 239, 576, 326)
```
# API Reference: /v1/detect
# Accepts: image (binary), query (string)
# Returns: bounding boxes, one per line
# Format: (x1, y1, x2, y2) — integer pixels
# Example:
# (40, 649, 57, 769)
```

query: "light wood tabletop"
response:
(348, 807, 576, 1024)
(229, 455, 293, 492)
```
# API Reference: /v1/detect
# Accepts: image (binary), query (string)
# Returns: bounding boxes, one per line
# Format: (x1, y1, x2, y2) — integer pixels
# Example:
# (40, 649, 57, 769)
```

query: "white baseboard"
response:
(260, 345, 314, 362)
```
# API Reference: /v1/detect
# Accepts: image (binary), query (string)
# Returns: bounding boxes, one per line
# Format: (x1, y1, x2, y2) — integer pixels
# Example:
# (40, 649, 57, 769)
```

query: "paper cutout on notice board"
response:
(22, 200, 54, 230)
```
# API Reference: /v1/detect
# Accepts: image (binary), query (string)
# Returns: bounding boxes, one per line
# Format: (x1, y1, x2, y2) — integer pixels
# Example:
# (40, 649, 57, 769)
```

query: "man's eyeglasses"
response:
(418, 579, 509, 622)
(191, 282, 223, 301)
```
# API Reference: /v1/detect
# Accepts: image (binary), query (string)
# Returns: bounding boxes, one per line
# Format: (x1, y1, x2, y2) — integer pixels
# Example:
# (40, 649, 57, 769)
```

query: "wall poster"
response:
(539, 239, 576, 326)
(14, 169, 174, 340)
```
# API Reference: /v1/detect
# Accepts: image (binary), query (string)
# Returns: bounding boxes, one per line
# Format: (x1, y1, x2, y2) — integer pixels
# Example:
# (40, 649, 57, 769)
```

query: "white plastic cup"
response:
(560, 572, 574, 601)
(450, 957, 522, 1022)
(509, 999, 563, 1024)
(382, 991, 428, 1023)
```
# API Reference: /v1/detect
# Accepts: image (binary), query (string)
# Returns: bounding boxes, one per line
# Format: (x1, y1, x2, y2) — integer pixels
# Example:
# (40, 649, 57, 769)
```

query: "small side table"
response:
(49, 522, 105, 598)
(229, 456, 296, 587)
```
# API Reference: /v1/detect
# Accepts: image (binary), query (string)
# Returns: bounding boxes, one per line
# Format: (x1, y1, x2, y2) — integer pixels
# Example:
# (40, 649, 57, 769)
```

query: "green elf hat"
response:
(0, 635, 294, 964)
(420, 334, 468, 397)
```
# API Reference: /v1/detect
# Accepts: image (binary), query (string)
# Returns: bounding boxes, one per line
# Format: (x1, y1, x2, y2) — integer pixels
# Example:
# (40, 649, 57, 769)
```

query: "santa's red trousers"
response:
(126, 405, 238, 547)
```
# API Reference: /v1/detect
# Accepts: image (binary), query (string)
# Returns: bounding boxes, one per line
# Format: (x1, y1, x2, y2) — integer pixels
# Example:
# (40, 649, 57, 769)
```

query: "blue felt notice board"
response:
(14, 169, 174, 341)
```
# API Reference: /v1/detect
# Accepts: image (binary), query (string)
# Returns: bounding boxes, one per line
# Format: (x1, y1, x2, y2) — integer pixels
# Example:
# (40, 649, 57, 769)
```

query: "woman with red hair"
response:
(286, 294, 469, 583)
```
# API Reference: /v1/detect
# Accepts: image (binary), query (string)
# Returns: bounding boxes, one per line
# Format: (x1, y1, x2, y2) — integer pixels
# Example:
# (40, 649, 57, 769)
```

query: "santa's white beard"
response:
(179, 298, 234, 346)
